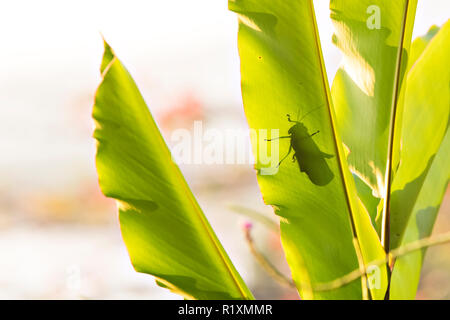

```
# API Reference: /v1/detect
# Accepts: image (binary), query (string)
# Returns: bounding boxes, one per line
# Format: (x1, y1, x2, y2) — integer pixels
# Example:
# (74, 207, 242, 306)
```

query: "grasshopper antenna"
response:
(286, 114, 298, 123)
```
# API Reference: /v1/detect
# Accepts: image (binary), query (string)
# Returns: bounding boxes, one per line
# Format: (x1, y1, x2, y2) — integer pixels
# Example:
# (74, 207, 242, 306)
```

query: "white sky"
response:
(0, 0, 448, 188)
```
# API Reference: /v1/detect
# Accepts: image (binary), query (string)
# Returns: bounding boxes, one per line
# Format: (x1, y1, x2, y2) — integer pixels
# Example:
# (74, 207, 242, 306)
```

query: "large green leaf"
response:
(93, 41, 253, 300)
(390, 22, 450, 249)
(391, 131, 449, 299)
(230, 0, 387, 299)
(390, 22, 450, 299)
(331, 0, 417, 200)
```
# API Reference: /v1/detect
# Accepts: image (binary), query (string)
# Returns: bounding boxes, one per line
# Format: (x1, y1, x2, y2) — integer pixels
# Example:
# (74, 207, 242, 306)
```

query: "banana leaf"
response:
(389, 22, 450, 249)
(230, 0, 387, 299)
(331, 0, 417, 200)
(93, 41, 253, 300)
(390, 22, 450, 299)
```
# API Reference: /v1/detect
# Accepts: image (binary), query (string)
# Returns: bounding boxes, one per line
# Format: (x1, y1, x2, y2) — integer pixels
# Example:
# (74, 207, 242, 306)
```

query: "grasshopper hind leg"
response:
(265, 136, 290, 141)
(277, 144, 293, 167)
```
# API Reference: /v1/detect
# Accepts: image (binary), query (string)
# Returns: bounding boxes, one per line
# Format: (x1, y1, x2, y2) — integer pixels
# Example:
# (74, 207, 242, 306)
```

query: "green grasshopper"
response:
(266, 106, 334, 186)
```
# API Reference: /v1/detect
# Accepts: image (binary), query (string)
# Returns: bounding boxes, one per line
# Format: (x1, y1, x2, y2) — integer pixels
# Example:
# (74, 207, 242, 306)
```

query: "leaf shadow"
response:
(390, 155, 436, 248)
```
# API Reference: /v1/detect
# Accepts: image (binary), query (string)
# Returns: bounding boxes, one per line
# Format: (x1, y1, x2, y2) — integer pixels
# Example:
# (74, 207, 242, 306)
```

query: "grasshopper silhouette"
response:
(266, 112, 334, 186)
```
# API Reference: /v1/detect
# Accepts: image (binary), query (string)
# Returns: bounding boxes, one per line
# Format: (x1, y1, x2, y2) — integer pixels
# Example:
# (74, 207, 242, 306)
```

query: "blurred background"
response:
(0, 0, 448, 299)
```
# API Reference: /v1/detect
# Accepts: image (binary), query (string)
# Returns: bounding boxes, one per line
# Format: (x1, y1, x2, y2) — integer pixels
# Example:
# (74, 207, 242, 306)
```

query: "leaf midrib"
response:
(307, 0, 369, 299)
(381, 0, 411, 255)
(101, 50, 253, 300)
(145, 76, 253, 300)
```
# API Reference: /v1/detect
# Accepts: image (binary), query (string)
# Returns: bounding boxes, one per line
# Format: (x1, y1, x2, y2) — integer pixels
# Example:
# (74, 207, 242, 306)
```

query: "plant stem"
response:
(243, 224, 296, 289)
(314, 230, 450, 292)
(381, 0, 411, 300)
(308, 0, 370, 299)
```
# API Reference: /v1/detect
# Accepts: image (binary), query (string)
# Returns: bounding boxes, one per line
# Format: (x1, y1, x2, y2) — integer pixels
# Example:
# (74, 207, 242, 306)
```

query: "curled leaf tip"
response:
(100, 38, 116, 75)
